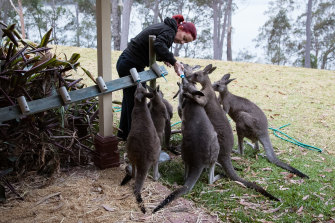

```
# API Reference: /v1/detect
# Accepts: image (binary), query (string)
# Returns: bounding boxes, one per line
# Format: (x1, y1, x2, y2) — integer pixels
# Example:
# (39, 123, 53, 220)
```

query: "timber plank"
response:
(0, 66, 167, 123)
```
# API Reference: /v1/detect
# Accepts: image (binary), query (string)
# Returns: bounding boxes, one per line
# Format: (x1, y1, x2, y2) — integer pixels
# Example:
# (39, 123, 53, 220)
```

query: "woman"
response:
(117, 14, 197, 141)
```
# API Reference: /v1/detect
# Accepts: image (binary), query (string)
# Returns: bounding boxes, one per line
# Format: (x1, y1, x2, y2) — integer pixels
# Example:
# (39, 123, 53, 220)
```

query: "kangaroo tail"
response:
(120, 173, 132, 186)
(153, 166, 203, 213)
(164, 119, 171, 149)
(260, 135, 309, 178)
(219, 154, 280, 201)
(134, 166, 151, 214)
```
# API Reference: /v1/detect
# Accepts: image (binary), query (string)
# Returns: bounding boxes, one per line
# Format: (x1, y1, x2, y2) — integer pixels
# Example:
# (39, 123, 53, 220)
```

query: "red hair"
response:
(172, 14, 197, 40)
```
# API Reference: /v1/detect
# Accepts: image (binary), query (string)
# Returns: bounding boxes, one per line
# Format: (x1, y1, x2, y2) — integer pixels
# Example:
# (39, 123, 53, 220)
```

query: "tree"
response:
(120, 0, 134, 51)
(226, 0, 232, 61)
(235, 48, 256, 62)
(304, 0, 312, 68)
(76, 0, 96, 48)
(256, 1, 294, 65)
(211, 0, 228, 60)
(112, 0, 121, 50)
(9, 0, 26, 38)
(23, 0, 48, 40)
(313, 1, 335, 69)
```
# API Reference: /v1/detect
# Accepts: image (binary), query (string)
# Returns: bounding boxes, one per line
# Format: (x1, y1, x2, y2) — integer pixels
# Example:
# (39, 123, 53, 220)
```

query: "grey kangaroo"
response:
(120, 83, 161, 214)
(212, 74, 309, 178)
(153, 78, 220, 213)
(148, 85, 173, 150)
(185, 63, 279, 201)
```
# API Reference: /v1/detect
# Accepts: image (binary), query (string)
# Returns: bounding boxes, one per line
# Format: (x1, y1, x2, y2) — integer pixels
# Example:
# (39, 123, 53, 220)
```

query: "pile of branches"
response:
(0, 23, 100, 197)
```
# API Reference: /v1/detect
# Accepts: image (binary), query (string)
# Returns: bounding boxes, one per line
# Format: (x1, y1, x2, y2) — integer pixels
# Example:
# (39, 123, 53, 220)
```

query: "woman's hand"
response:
(164, 61, 172, 67)
(174, 61, 184, 76)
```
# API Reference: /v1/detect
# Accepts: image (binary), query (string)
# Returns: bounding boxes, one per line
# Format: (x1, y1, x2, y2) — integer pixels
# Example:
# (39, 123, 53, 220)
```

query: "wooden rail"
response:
(0, 66, 168, 123)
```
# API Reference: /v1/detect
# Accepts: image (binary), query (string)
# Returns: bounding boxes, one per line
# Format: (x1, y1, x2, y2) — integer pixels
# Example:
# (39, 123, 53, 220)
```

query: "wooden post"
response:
(149, 35, 156, 89)
(94, 0, 119, 169)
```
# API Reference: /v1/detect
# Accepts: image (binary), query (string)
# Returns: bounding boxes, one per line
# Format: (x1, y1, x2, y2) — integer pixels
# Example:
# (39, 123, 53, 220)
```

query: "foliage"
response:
(258, 0, 335, 69)
(0, 24, 99, 191)
(256, 8, 293, 65)
(235, 48, 257, 63)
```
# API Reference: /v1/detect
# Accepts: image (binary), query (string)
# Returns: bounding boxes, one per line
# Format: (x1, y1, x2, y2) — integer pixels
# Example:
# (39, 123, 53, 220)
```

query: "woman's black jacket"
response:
(122, 17, 178, 68)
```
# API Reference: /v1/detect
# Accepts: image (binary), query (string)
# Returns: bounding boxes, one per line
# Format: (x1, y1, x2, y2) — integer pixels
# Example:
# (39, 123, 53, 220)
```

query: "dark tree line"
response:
(255, 0, 335, 69)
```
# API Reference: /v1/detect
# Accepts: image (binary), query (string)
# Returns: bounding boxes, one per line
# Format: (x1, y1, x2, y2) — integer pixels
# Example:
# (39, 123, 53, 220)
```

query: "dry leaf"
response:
(102, 204, 115, 212)
(279, 185, 289, 191)
(234, 181, 247, 188)
(302, 195, 309, 200)
(324, 168, 333, 173)
(297, 206, 303, 213)
(285, 173, 294, 179)
(264, 206, 281, 213)
(261, 167, 272, 171)
(231, 156, 242, 161)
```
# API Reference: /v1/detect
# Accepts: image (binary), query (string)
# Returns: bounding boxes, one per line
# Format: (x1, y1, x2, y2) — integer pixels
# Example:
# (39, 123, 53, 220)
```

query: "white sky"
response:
(232, 0, 269, 61)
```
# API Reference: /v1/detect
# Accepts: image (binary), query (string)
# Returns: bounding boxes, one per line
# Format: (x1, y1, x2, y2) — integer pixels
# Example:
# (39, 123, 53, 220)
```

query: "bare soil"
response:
(0, 164, 222, 223)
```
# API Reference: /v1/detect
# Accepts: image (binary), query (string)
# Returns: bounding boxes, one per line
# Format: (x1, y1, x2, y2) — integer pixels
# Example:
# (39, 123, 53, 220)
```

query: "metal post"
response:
(149, 35, 156, 88)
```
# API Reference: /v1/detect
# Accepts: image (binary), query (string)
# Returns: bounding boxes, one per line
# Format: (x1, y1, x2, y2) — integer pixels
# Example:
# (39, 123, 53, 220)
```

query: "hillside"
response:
(8, 45, 331, 222)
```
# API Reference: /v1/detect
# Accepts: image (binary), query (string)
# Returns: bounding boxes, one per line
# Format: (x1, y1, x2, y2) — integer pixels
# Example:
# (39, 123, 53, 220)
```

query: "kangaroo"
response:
(153, 78, 220, 213)
(174, 64, 201, 120)
(148, 85, 174, 151)
(185, 63, 279, 201)
(212, 74, 309, 178)
(148, 85, 170, 146)
(120, 83, 161, 214)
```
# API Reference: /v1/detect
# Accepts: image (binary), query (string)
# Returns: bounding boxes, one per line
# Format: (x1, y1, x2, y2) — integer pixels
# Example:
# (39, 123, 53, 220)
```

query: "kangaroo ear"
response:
(173, 89, 180, 99)
(208, 66, 217, 74)
(156, 85, 160, 92)
(222, 73, 231, 81)
(226, 78, 236, 85)
(203, 64, 212, 73)
(145, 92, 154, 99)
(182, 92, 193, 100)
(192, 65, 201, 71)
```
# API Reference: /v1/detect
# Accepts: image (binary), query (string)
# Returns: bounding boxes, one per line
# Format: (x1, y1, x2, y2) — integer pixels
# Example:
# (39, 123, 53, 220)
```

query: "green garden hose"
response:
(269, 124, 322, 153)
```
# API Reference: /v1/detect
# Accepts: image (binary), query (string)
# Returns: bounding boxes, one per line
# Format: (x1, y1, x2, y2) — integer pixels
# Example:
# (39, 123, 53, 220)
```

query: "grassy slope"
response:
(53, 45, 335, 222)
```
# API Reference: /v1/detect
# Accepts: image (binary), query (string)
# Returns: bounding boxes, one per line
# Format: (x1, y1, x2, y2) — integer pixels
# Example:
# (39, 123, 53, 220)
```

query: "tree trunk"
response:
(321, 46, 335, 69)
(75, 2, 80, 47)
(226, 0, 232, 61)
(173, 44, 182, 57)
(212, 0, 220, 59)
(304, 0, 312, 68)
(218, 1, 229, 60)
(17, 0, 25, 39)
(111, 0, 121, 50)
(0, 0, 8, 37)
(212, 0, 229, 60)
(153, 0, 159, 24)
(51, 0, 57, 44)
(9, 0, 25, 38)
(120, 0, 133, 51)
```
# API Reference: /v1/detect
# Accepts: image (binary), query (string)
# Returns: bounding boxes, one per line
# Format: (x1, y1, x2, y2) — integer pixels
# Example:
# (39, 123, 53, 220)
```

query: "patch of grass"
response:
(54, 45, 335, 222)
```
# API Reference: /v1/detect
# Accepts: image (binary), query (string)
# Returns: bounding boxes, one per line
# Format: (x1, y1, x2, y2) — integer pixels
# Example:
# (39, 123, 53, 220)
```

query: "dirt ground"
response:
(0, 164, 222, 223)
